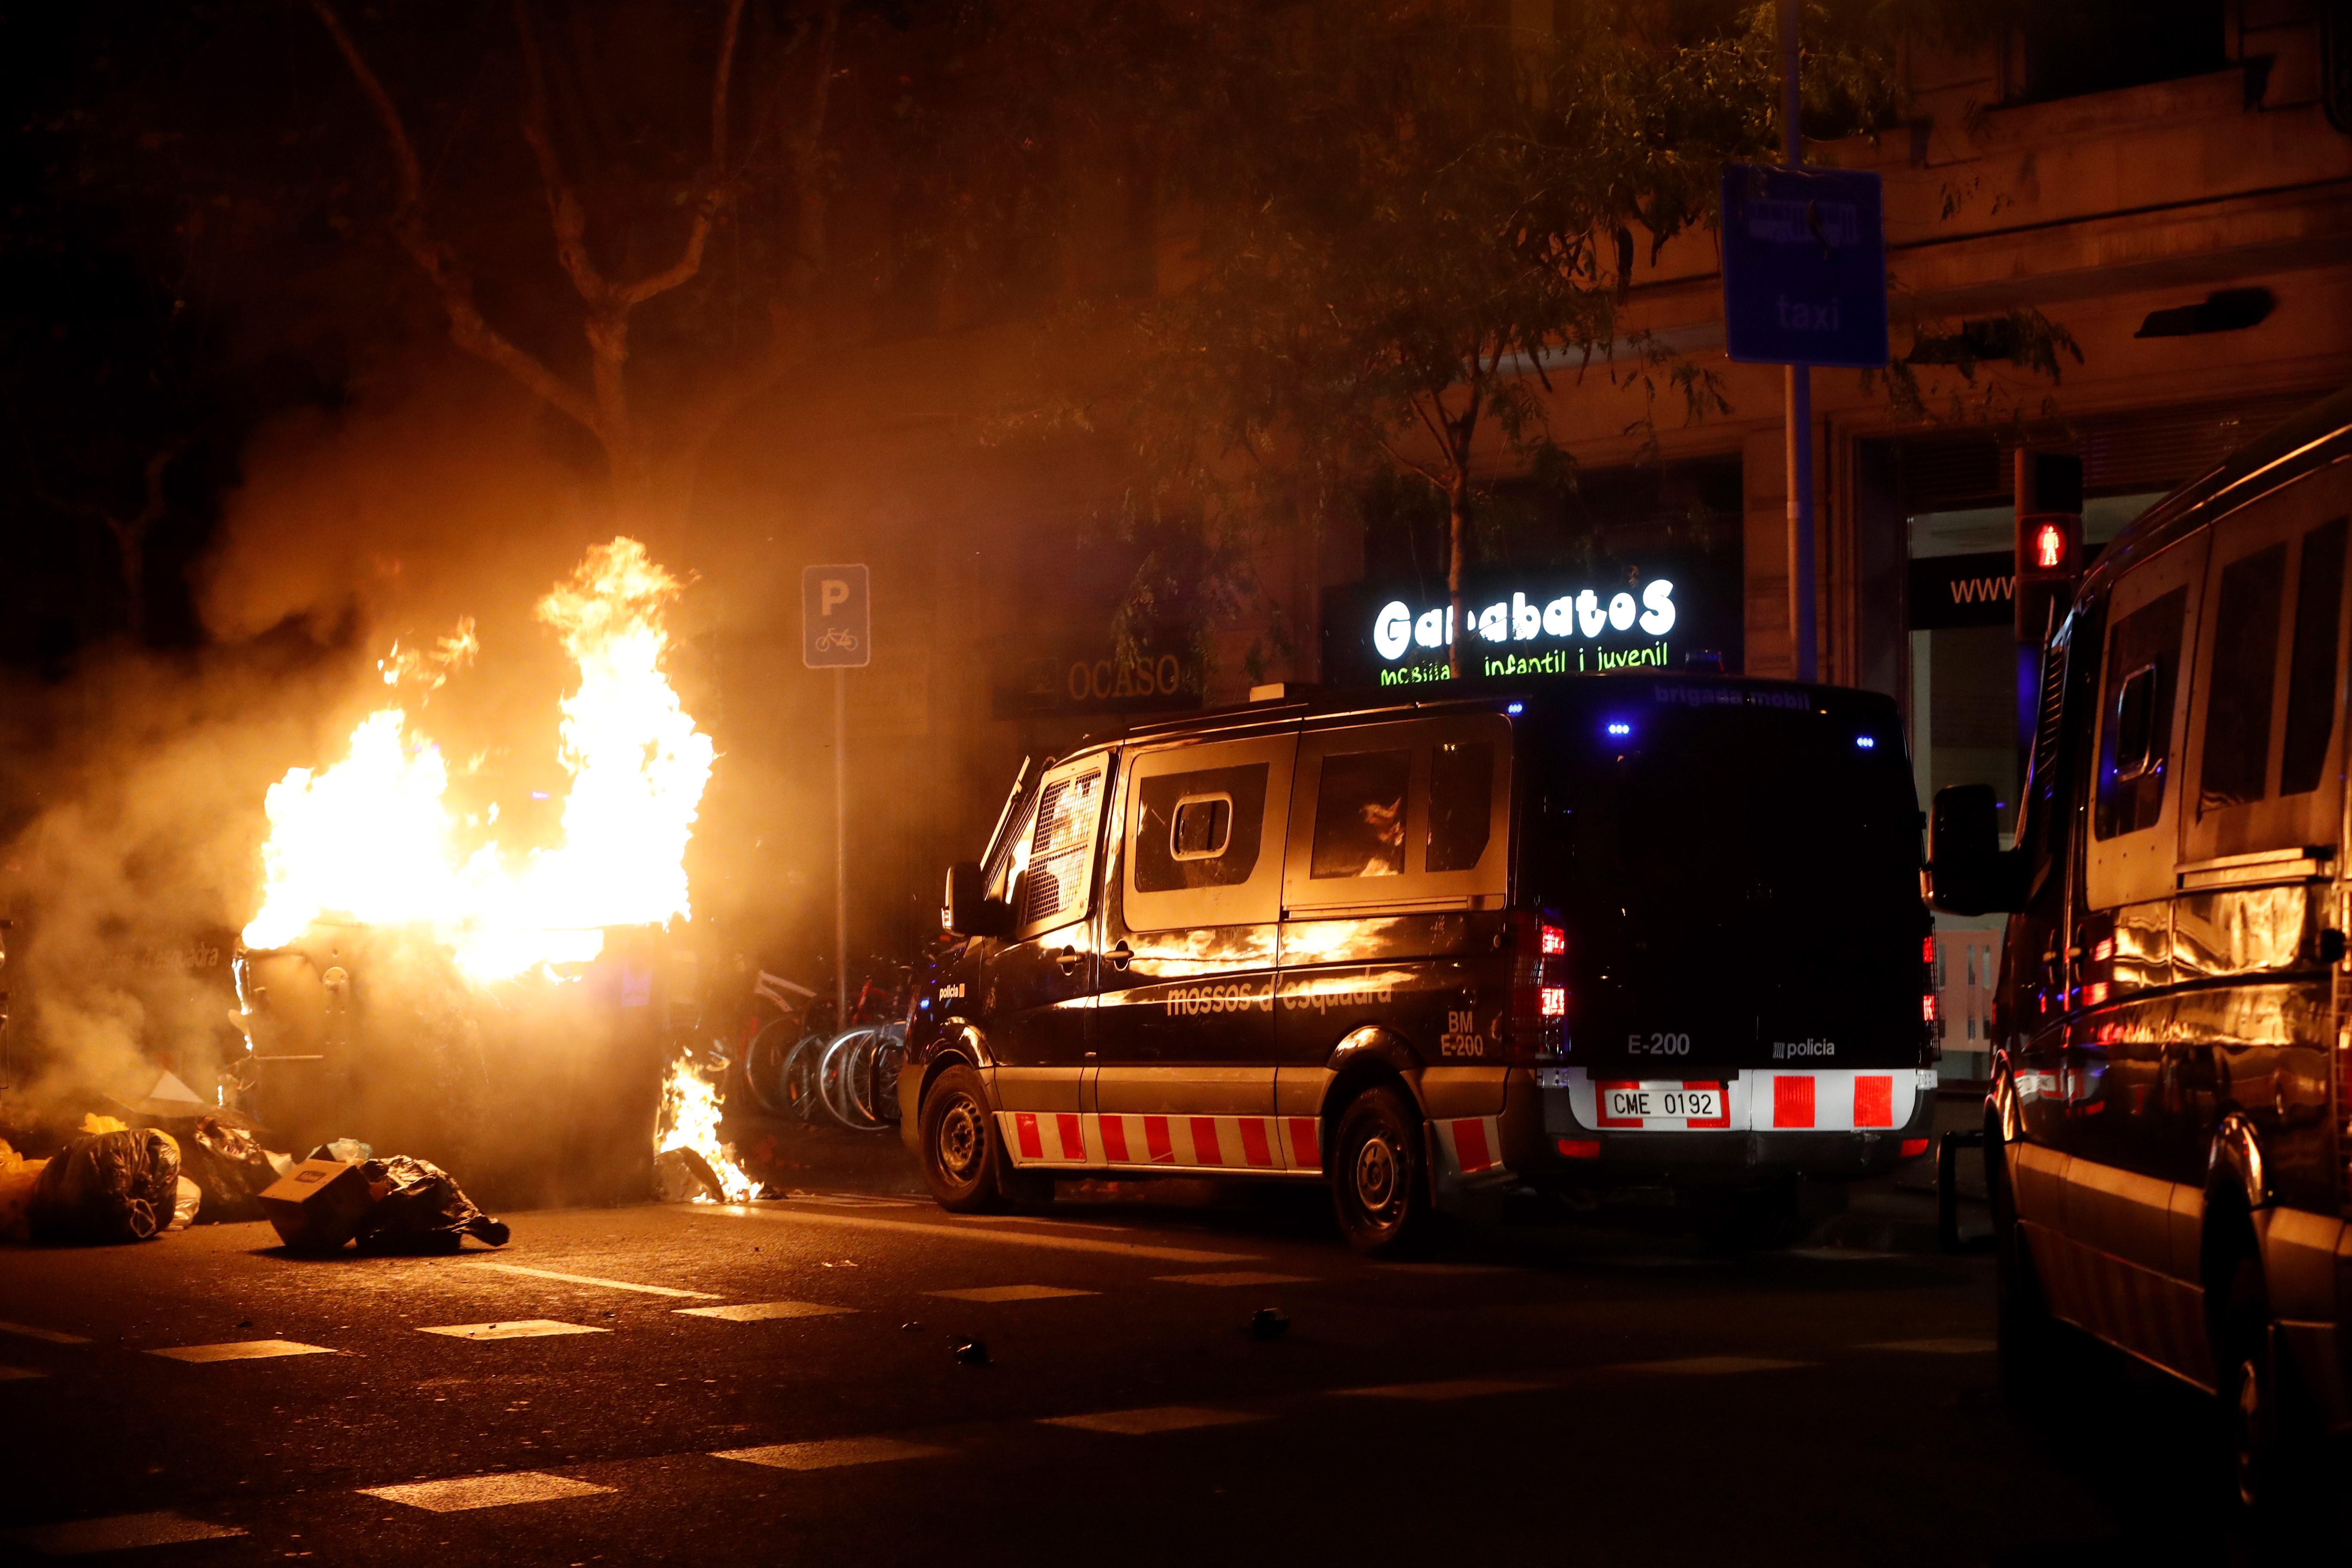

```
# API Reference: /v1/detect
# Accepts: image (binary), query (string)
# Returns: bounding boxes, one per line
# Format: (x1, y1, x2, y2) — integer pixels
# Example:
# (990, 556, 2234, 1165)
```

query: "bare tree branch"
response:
(512, 0, 613, 306)
(308, 0, 603, 439)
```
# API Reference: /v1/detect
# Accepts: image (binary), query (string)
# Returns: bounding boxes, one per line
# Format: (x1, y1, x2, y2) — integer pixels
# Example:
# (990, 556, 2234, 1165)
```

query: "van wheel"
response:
(1988, 1119, 2063, 1405)
(919, 1065, 1004, 1213)
(1330, 1086, 1428, 1257)
(2217, 1251, 2282, 1519)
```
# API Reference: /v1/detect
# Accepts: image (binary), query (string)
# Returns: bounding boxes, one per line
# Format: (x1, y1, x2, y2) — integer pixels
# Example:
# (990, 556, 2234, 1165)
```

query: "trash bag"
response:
(347, 1155, 510, 1253)
(181, 1116, 282, 1224)
(0, 1140, 49, 1243)
(166, 1176, 202, 1232)
(28, 1129, 183, 1244)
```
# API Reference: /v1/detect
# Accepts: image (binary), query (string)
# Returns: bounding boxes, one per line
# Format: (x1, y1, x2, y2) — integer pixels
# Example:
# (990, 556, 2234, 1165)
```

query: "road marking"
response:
(2, 1511, 245, 1554)
(693, 1203, 1259, 1265)
(462, 1262, 721, 1299)
(1153, 1271, 1317, 1287)
(417, 1320, 612, 1342)
(1788, 1248, 1901, 1262)
(1335, 1378, 1546, 1401)
(925, 1285, 1096, 1303)
(1369, 1262, 1517, 1275)
(675, 1301, 854, 1323)
(149, 1340, 337, 1364)
(713, 1436, 949, 1470)
(1866, 1337, 1996, 1355)
(359, 1472, 613, 1512)
(0, 1320, 92, 1345)
(1042, 1406, 1261, 1435)
(1616, 1356, 1810, 1375)
(0, 1365, 47, 1380)
(950, 1214, 1133, 1234)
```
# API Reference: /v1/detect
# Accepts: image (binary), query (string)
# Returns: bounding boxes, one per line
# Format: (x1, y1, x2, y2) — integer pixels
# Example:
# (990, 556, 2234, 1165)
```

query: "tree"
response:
(1087, 1, 1931, 677)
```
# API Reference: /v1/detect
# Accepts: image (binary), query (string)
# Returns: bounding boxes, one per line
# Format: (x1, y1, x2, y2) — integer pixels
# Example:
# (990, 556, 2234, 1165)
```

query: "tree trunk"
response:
(1446, 476, 1469, 679)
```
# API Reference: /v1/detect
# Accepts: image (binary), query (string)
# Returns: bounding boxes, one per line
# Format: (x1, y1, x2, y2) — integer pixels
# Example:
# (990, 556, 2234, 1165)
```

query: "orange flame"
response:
(656, 1048, 753, 1202)
(241, 538, 715, 982)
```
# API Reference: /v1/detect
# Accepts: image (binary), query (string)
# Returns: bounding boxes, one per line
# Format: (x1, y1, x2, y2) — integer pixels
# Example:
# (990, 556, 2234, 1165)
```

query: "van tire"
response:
(1330, 1085, 1429, 1257)
(1988, 1119, 2064, 1405)
(919, 1064, 1005, 1213)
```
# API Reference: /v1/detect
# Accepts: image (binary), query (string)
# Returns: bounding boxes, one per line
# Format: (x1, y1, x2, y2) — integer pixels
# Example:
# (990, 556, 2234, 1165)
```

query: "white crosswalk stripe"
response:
(417, 1320, 611, 1341)
(1042, 1406, 1261, 1435)
(675, 1301, 854, 1322)
(713, 1436, 949, 1470)
(360, 1472, 613, 1512)
(925, 1285, 1095, 1303)
(149, 1340, 337, 1363)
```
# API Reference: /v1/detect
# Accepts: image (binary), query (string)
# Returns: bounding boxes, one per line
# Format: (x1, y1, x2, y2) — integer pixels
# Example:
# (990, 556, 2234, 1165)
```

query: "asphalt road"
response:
(0, 1168, 2331, 1566)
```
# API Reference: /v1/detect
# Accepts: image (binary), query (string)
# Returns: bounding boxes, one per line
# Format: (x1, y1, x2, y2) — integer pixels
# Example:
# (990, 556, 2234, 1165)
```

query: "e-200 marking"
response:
(1628, 1032, 1691, 1056)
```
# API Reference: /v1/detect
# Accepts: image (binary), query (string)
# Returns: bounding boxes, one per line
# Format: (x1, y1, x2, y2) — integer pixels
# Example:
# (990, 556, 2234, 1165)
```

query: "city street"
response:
(1, 1171, 2323, 1565)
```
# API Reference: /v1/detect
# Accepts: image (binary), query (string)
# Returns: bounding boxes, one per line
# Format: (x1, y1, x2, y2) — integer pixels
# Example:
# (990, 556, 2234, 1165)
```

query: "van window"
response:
(1021, 766, 1105, 933)
(2198, 543, 2285, 813)
(1136, 766, 1264, 889)
(1310, 750, 1410, 878)
(1427, 742, 1495, 872)
(2095, 588, 2187, 839)
(1122, 733, 1296, 932)
(2281, 516, 2347, 796)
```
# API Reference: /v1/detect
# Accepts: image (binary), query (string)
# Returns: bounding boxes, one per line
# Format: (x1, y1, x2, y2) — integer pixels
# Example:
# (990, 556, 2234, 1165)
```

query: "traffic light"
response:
(2014, 450, 2083, 643)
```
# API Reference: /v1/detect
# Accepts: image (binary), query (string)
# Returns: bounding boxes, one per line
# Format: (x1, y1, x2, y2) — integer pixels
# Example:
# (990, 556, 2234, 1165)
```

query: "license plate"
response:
(1596, 1081, 1727, 1129)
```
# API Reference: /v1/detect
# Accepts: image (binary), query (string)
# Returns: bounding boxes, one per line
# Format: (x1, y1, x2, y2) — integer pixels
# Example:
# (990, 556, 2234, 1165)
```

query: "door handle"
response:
(1056, 946, 1081, 976)
(1108, 940, 1132, 971)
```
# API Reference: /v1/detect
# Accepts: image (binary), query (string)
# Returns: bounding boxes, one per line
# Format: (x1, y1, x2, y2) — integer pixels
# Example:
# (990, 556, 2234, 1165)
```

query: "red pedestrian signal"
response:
(2033, 520, 2068, 571)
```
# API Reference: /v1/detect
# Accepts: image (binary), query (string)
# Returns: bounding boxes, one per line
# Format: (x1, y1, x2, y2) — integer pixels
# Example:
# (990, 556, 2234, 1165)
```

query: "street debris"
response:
(29, 1127, 184, 1244)
(0, 1140, 48, 1241)
(654, 1146, 730, 1204)
(655, 1047, 753, 1203)
(258, 1152, 510, 1252)
(952, 1337, 989, 1366)
(1249, 1307, 1291, 1341)
(180, 1116, 281, 1224)
(167, 1177, 201, 1231)
(346, 1154, 509, 1251)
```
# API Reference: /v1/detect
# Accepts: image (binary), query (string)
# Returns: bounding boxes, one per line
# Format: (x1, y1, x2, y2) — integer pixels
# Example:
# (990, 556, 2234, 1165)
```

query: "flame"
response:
(656, 1048, 753, 1202)
(240, 538, 715, 983)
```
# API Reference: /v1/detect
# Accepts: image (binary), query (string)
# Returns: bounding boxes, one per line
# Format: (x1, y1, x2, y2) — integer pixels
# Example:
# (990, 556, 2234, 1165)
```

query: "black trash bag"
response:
(181, 1116, 279, 1224)
(29, 1129, 182, 1244)
(344, 1155, 510, 1252)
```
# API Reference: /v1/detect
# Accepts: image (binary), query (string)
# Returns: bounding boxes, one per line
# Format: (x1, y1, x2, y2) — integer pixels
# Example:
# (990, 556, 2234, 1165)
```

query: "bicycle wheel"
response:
(867, 1024, 907, 1127)
(781, 1032, 830, 1125)
(739, 1016, 801, 1116)
(819, 1027, 887, 1132)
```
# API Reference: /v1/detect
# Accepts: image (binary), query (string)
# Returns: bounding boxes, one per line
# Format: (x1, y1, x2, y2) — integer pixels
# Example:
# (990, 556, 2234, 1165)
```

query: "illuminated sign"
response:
(2033, 521, 2067, 571)
(1323, 561, 1738, 688)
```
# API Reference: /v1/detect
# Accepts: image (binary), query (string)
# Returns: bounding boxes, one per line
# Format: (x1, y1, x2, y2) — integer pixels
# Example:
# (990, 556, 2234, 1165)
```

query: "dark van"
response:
(1930, 386, 2352, 1512)
(904, 677, 1939, 1254)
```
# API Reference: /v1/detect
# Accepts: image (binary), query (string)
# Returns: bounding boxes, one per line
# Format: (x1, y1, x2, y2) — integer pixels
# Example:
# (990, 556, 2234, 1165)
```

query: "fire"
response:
(240, 538, 716, 983)
(656, 1049, 753, 1202)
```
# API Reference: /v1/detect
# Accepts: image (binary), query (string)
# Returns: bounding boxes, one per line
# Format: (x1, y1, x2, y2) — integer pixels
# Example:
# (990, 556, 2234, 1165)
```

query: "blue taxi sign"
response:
(1720, 163, 1889, 369)
(802, 564, 870, 669)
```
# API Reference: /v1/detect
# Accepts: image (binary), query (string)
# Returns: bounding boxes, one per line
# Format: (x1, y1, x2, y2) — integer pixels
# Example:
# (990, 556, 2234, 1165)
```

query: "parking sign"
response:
(1720, 163, 1889, 369)
(802, 564, 870, 669)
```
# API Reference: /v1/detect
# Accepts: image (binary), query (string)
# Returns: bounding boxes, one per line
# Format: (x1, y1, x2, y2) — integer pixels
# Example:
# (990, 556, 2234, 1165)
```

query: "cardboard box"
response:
(258, 1158, 375, 1250)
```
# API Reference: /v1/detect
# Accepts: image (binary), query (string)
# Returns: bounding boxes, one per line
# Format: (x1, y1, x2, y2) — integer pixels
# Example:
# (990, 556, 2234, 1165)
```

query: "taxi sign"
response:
(802, 564, 870, 669)
(1720, 163, 1889, 369)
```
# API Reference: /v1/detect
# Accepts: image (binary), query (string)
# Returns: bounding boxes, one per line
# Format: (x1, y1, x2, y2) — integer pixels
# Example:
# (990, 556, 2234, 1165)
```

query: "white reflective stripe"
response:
(1001, 1112, 1292, 1172)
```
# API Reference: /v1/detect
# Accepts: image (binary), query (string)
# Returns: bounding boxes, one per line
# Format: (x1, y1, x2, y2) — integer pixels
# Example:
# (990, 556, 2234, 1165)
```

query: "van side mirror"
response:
(943, 861, 1014, 938)
(1928, 784, 2024, 915)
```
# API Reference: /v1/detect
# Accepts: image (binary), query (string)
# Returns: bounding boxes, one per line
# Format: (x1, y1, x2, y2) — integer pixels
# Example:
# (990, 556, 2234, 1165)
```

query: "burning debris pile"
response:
(654, 1047, 755, 1203)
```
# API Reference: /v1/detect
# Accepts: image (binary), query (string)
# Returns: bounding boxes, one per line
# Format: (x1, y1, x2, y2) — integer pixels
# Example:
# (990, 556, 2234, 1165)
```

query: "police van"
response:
(1929, 386, 2352, 1513)
(904, 675, 1939, 1254)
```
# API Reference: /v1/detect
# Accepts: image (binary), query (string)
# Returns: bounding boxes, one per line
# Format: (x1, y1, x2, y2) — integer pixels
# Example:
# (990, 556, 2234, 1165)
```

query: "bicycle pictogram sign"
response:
(802, 564, 870, 669)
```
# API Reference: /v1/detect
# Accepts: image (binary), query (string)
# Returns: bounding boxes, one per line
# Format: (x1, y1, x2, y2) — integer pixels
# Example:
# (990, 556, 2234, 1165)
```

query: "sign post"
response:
(803, 565, 870, 1030)
(1722, 8, 1890, 682)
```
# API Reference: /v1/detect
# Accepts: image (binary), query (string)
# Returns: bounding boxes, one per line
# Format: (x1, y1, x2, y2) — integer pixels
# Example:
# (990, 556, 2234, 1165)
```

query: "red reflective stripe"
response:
(1773, 1076, 1816, 1129)
(1057, 1113, 1085, 1159)
(1681, 1080, 1731, 1129)
(1239, 1118, 1274, 1167)
(1287, 1117, 1320, 1170)
(1853, 1075, 1893, 1128)
(1190, 1117, 1223, 1166)
(1453, 1118, 1492, 1172)
(1015, 1112, 1044, 1159)
(1101, 1116, 1130, 1163)
(1144, 1117, 1174, 1164)
(1595, 1080, 1642, 1128)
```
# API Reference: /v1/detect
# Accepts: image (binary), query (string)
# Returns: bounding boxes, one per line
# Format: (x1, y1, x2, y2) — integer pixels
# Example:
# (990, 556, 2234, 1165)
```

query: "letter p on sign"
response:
(802, 563, 871, 668)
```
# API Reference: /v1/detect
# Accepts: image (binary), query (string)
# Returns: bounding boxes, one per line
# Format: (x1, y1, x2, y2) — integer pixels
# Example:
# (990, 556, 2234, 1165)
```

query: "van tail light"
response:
(1505, 909, 1568, 1062)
